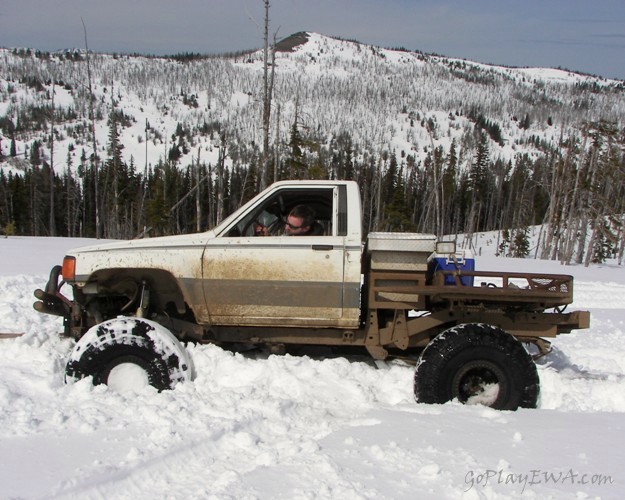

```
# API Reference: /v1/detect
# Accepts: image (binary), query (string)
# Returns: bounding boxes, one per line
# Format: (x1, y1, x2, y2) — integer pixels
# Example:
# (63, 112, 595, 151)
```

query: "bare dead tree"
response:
(539, 149, 563, 260)
(261, 0, 271, 188)
(559, 138, 585, 264)
(216, 132, 227, 225)
(138, 118, 149, 236)
(373, 158, 383, 231)
(274, 102, 281, 182)
(110, 91, 121, 239)
(49, 81, 56, 236)
(82, 17, 100, 239)
(66, 149, 71, 237)
(269, 31, 277, 182)
(260, 1, 278, 189)
(196, 149, 201, 233)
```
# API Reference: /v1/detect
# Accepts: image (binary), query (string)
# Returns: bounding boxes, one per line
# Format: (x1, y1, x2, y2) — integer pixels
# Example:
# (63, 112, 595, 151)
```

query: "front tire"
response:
(414, 323, 539, 410)
(65, 317, 195, 391)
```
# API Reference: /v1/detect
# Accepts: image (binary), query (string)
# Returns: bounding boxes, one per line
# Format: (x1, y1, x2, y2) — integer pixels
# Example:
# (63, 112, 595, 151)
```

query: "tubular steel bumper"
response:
(33, 266, 73, 335)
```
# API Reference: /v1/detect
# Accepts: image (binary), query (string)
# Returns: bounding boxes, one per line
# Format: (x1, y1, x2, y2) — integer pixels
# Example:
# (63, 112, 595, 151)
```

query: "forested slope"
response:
(1, 32, 624, 264)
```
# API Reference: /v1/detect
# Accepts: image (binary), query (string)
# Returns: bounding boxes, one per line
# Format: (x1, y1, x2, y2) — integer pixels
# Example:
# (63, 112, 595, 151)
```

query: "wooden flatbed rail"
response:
(369, 270, 574, 312)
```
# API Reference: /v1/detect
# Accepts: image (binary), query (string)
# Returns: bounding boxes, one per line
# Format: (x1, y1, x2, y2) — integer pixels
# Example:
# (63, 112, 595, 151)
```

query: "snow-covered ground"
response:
(0, 235, 624, 499)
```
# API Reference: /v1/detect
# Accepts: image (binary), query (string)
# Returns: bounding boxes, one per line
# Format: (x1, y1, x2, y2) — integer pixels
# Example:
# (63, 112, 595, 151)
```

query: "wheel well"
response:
(82, 268, 190, 320)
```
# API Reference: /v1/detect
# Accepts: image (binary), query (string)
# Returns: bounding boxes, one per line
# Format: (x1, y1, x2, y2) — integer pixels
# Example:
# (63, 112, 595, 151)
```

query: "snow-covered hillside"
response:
(1, 31, 624, 177)
(0, 235, 623, 499)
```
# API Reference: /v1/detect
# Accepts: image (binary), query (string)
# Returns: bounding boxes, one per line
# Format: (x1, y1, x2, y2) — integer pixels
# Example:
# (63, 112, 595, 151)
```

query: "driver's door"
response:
(200, 186, 357, 328)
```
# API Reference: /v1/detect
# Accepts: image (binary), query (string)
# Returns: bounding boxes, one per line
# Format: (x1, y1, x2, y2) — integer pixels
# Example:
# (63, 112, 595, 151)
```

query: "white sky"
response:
(1, 0, 625, 80)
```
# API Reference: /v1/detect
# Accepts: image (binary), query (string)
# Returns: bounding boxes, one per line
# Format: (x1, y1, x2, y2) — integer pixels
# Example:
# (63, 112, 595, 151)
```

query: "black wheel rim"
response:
(452, 360, 505, 406)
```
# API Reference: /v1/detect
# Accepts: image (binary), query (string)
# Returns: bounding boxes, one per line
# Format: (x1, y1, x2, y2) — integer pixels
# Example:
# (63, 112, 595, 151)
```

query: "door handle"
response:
(312, 245, 334, 251)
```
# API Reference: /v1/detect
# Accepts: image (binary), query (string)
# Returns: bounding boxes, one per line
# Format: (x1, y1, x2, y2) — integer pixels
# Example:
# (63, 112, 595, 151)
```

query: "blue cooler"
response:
(428, 249, 475, 286)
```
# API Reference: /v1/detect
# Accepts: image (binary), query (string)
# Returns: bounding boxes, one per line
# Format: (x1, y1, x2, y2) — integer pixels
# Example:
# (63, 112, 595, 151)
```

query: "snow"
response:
(0, 235, 624, 499)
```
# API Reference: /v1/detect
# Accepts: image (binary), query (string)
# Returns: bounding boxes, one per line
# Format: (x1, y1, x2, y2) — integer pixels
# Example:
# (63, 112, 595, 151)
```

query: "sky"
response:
(1, 0, 625, 80)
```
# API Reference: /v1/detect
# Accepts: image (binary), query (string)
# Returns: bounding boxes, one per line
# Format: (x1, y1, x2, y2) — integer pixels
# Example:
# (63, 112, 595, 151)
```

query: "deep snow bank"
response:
(0, 236, 623, 499)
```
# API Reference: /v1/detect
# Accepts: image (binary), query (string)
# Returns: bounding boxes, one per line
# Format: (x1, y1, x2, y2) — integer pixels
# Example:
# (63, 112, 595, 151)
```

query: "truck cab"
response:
(200, 180, 363, 329)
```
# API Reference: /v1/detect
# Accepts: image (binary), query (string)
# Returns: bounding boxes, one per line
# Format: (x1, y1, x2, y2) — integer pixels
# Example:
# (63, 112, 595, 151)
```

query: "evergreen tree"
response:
(512, 228, 530, 258)
(104, 107, 126, 237)
(591, 229, 612, 264)
(30, 141, 42, 166)
(467, 132, 490, 232)
(145, 163, 169, 236)
(381, 167, 415, 231)
(286, 120, 306, 179)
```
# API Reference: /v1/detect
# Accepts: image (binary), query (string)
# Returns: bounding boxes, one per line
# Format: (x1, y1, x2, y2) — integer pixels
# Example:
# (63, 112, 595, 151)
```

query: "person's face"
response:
(284, 215, 309, 235)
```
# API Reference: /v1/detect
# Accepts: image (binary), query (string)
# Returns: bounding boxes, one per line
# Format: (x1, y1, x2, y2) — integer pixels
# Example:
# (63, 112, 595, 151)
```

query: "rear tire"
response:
(414, 323, 539, 410)
(65, 317, 195, 391)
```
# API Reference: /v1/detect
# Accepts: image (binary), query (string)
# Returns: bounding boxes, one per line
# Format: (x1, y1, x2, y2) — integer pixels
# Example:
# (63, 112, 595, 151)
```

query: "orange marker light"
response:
(62, 256, 76, 281)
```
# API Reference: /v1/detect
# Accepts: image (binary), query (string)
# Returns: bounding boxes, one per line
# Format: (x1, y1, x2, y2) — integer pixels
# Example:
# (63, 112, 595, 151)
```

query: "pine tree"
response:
(591, 226, 612, 264)
(105, 106, 125, 238)
(467, 132, 490, 232)
(512, 228, 530, 258)
(286, 119, 306, 179)
(381, 167, 415, 231)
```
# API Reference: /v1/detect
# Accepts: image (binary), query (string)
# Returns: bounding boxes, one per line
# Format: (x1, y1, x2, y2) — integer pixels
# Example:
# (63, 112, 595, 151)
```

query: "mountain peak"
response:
(275, 32, 311, 53)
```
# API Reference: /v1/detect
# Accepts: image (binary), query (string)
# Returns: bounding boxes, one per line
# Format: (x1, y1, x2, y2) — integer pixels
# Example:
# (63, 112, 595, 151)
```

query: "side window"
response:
(223, 188, 335, 237)
(337, 184, 347, 236)
(223, 200, 282, 237)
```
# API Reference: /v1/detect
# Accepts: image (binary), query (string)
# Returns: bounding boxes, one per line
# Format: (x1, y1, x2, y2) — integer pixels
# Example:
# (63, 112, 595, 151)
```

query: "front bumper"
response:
(33, 265, 73, 335)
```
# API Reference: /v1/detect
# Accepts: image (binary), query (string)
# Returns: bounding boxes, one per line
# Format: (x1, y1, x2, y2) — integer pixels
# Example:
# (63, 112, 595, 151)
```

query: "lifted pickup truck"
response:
(34, 180, 589, 409)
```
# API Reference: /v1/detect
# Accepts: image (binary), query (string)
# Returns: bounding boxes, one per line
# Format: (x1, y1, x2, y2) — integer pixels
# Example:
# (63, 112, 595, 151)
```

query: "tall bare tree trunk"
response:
(111, 93, 120, 239)
(373, 159, 383, 231)
(82, 18, 100, 238)
(427, 132, 441, 236)
(575, 138, 600, 265)
(138, 118, 149, 236)
(49, 81, 56, 236)
(540, 155, 560, 259)
(66, 163, 71, 237)
(560, 146, 584, 263)
(196, 150, 201, 233)
(618, 215, 625, 265)
(274, 103, 281, 183)
(261, 0, 271, 189)
(216, 133, 227, 225)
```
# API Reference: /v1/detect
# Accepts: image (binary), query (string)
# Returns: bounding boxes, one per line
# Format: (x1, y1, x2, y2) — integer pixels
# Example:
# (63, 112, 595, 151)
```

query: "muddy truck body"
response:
(35, 180, 589, 409)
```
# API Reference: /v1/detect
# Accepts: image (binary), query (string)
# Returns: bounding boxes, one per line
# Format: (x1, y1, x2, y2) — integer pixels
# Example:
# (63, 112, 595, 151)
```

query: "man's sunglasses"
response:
(283, 218, 307, 230)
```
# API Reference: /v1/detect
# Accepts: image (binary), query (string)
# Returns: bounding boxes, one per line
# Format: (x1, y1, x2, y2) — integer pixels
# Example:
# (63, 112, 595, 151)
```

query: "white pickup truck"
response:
(34, 180, 589, 409)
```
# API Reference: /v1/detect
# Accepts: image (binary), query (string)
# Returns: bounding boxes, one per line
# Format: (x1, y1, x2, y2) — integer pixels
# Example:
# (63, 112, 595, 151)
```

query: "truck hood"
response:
(65, 232, 217, 282)
(66, 232, 216, 257)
